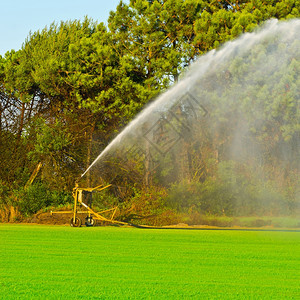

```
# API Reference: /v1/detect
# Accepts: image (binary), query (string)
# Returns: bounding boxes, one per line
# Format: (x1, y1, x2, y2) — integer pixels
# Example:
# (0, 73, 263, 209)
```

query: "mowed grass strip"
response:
(0, 224, 299, 299)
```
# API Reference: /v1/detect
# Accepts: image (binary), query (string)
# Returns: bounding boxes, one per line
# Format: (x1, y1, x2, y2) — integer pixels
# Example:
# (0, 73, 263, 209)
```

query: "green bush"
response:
(14, 183, 72, 216)
(166, 161, 296, 217)
(117, 185, 179, 226)
(50, 190, 73, 207)
(92, 187, 121, 211)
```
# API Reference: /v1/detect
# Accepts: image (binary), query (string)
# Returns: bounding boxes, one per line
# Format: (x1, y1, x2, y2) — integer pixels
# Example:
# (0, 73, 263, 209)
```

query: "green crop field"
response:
(0, 225, 299, 299)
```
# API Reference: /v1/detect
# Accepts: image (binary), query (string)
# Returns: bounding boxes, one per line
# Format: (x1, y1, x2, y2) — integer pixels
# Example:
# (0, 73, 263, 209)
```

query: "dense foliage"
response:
(0, 0, 299, 223)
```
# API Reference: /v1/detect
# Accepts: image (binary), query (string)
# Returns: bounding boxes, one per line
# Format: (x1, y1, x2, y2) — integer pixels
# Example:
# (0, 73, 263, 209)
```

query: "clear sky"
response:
(0, 0, 127, 56)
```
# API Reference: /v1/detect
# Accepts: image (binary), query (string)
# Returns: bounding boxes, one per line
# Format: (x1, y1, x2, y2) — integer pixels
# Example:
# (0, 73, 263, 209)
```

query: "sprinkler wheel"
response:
(85, 216, 96, 227)
(70, 217, 82, 227)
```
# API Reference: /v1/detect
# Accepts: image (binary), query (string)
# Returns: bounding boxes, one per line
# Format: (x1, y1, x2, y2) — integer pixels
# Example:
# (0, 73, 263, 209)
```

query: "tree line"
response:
(0, 0, 299, 223)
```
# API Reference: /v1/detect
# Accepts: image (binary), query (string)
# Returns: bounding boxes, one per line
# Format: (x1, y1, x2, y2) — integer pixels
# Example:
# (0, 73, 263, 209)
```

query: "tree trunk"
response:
(16, 102, 26, 147)
(86, 124, 95, 187)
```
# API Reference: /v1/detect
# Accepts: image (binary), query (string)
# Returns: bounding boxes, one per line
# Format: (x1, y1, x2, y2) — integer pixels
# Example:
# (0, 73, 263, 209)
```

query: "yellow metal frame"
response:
(51, 183, 128, 227)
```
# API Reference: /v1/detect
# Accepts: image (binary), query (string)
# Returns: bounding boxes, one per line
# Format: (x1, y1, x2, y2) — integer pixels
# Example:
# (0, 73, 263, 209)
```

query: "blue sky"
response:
(0, 0, 128, 56)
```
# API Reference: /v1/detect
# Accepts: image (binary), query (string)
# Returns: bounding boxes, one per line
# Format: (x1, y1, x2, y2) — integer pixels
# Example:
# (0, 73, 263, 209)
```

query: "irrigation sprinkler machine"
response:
(51, 183, 128, 227)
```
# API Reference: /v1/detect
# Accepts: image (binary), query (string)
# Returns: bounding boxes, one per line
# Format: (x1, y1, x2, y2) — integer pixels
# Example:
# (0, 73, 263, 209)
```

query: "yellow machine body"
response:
(51, 184, 127, 227)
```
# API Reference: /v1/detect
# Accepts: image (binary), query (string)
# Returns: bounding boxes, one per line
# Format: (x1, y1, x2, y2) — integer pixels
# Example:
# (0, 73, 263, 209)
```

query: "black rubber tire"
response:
(70, 217, 82, 227)
(85, 216, 96, 227)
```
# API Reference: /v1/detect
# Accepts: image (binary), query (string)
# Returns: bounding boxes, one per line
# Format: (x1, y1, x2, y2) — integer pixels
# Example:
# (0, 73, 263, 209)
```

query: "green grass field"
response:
(0, 224, 299, 299)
